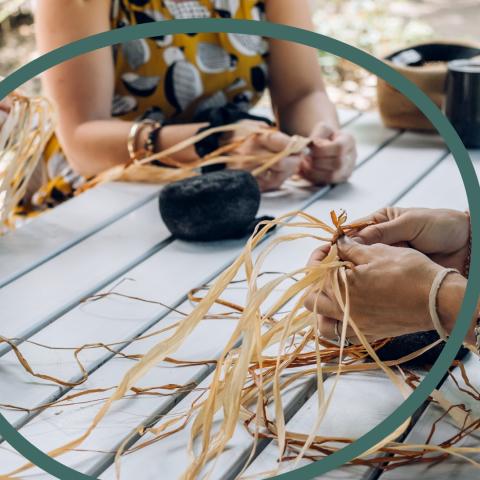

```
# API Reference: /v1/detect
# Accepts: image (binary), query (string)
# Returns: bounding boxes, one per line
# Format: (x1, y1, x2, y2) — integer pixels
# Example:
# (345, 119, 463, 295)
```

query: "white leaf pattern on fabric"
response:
(164, 46, 186, 66)
(155, 35, 173, 48)
(227, 78, 247, 92)
(112, 94, 138, 116)
(122, 73, 161, 97)
(111, 0, 120, 21)
(164, 0, 211, 19)
(139, 106, 166, 123)
(213, 0, 239, 17)
(251, 3, 266, 21)
(46, 152, 68, 180)
(142, 8, 165, 21)
(122, 38, 151, 70)
(195, 91, 228, 115)
(171, 61, 204, 111)
(227, 33, 269, 56)
(196, 42, 235, 73)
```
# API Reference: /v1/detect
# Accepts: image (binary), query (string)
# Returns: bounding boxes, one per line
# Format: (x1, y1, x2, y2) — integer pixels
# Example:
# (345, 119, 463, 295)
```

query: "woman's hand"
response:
(350, 208, 470, 274)
(305, 237, 447, 343)
(298, 122, 357, 185)
(227, 120, 303, 192)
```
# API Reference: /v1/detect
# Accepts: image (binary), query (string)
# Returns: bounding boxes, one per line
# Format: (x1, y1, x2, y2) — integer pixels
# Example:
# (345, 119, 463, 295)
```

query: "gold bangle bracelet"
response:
(127, 119, 159, 162)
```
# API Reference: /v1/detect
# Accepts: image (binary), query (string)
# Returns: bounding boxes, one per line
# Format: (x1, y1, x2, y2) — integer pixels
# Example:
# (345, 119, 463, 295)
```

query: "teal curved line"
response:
(0, 19, 478, 480)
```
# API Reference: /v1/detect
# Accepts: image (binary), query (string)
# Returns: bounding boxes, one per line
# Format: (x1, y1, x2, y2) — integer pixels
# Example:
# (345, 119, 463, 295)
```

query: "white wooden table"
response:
(0, 108, 479, 480)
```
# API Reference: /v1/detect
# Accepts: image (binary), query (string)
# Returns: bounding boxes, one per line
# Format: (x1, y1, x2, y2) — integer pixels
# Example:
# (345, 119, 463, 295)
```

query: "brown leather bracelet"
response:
(474, 310, 480, 356)
(463, 211, 472, 278)
(464, 211, 480, 356)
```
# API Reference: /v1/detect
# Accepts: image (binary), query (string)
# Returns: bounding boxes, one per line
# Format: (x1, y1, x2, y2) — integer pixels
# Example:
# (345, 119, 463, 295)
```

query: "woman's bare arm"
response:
(35, 0, 204, 177)
(265, 0, 339, 137)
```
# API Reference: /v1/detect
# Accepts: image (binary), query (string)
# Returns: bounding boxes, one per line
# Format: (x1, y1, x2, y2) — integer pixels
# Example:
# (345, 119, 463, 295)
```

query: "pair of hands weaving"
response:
(80, 119, 356, 193)
(306, 207, 475, 349)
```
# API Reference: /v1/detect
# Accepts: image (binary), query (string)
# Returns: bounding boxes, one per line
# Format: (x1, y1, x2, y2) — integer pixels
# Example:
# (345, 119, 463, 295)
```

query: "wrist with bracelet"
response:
(127, 119, 159, 162)
(127, 118, 171, 163)
(429, 211, 479, 357)
(464, 212, 480, 356)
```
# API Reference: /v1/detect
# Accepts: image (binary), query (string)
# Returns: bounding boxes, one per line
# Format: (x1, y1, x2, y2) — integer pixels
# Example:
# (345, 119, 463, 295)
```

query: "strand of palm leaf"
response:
(4, 211, 480, 479)
(0, 92, 55, 231)
(78, 123, 311, 193)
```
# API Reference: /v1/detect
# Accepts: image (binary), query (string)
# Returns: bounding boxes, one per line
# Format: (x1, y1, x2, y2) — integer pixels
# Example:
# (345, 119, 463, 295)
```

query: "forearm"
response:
(438, 273, 479, 347)
(277, 90, 340, 138)
(63, 120, 208, 178)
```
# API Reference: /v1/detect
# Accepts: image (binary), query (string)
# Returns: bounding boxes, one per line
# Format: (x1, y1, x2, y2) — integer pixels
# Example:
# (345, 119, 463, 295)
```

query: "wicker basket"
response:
(377, 40, 480, 132)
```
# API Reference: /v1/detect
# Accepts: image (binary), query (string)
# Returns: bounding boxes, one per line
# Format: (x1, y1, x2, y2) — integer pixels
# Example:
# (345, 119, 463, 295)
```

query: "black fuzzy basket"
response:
(159, 170, 273, 242)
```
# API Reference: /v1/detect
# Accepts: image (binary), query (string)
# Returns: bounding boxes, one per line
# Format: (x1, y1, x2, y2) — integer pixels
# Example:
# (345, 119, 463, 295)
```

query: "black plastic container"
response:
(445, 59, 480, 149)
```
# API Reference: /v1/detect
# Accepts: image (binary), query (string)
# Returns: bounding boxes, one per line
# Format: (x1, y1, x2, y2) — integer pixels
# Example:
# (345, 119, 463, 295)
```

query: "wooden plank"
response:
(378, 353, 480, 480)
(233, 372, 404, 480)
(101, 370, 318, 480)
(101, 368, 405, 480)
(0, 108, 358, 289)
(0, 198, 171, 349)
(0, 112, 394, 353)
(0, 182, 161, 288)
(0, 127, 446, 477)
(397, 150, 480, 210)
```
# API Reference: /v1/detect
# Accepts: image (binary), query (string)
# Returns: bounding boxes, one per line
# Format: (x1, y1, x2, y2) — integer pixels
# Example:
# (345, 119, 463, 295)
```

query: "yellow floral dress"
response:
(21, 0, 269, 215)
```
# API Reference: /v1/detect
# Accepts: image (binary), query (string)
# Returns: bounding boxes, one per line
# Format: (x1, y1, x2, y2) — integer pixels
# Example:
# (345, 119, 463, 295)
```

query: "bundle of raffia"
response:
(0, 92, 55, 231)
(78, 123, 311, 194)
(3, 211, 480, 479)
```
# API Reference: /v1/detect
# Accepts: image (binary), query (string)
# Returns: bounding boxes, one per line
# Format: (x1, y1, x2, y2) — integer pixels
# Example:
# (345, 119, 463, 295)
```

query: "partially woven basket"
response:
(377, 40, 480, 131)
(0, 93, 55, 231)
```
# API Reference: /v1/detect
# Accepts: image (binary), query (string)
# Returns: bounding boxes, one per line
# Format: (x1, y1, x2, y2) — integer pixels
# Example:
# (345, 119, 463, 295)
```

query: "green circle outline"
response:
(0, 19, 478, 480)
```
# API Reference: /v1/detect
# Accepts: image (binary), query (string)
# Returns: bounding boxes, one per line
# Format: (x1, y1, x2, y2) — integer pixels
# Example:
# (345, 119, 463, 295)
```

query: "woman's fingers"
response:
(351, 207, 417, 246)
(307, 244, 331, 265)
(309, 122, 336, 141)
(317, 315, 359, 344)
(300, 162, 353, 184)
(336, 236, 377, 265)
(256, 130, 292, 153)
(257, 154, 302, 191)
(271, 154, 302, 175)
(304, 289, 342, 319)
(300, 139, 356, 185)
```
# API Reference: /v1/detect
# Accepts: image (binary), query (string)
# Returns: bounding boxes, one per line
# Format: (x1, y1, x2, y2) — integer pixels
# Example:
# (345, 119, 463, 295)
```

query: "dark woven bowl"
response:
(159, 170, 264, 242)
